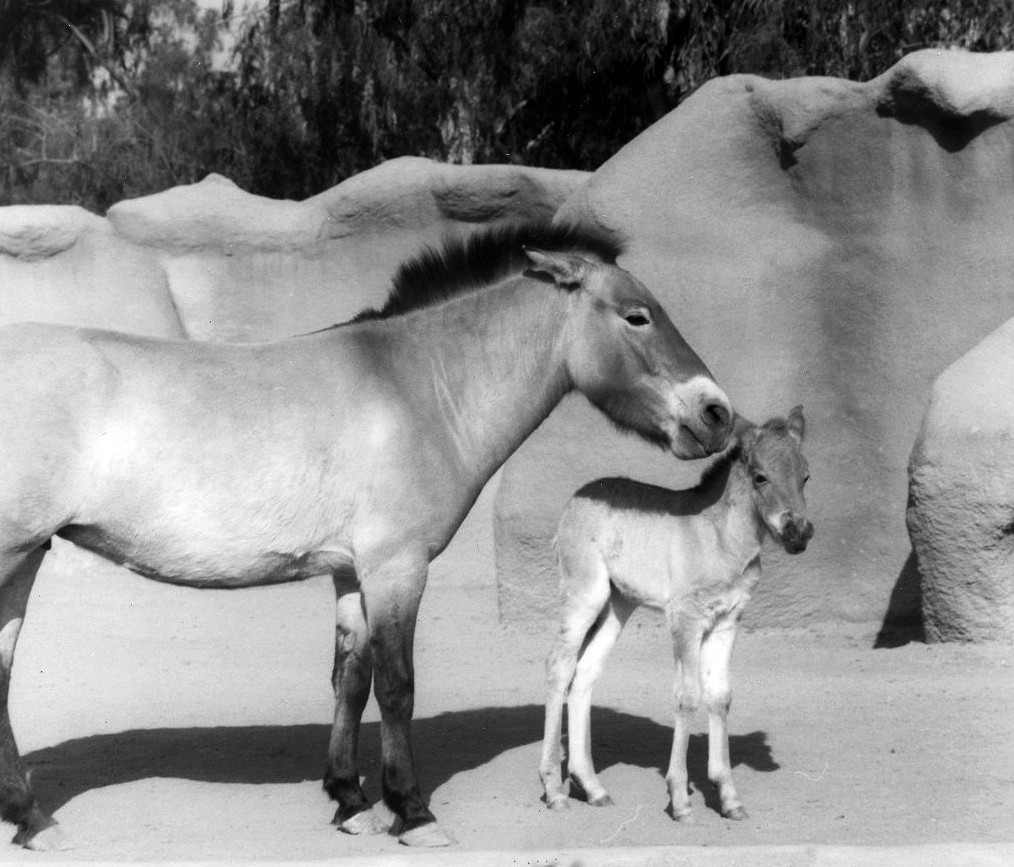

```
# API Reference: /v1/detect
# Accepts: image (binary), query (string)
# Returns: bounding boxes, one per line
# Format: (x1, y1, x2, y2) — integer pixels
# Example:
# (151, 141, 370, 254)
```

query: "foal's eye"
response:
(623, 311, 651, 327)
(753, 473, 768, 486)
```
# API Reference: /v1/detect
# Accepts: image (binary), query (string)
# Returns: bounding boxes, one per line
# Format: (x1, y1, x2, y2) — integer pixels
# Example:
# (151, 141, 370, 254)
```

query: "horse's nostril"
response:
(703, 400, 731, 431)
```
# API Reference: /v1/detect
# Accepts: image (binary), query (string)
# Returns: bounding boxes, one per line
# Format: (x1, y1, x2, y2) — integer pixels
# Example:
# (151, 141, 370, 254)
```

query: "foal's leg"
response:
(565, 589, 635, 807)
(701, 613, 747, 819)
(539, 557, 611, 810)
(324, 571, 389, 835)
(360, 551, 451, 847)
(665, 613, 704, 821)
(0, 546, 67, 851)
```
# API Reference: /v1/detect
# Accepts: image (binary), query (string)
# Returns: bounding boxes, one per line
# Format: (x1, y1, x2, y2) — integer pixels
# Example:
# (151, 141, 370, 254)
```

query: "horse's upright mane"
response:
(349, 220, 626, 323)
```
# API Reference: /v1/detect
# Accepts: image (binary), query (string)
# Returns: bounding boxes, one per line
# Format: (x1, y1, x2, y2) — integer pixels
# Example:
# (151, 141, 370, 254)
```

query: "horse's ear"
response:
(786, 405, 805, 443)
(522, 247, 588, 290)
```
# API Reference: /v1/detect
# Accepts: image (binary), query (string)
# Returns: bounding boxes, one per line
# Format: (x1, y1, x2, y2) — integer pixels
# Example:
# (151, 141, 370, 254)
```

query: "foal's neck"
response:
(391, 278, 572, 480)
(701, 447, 767, 557)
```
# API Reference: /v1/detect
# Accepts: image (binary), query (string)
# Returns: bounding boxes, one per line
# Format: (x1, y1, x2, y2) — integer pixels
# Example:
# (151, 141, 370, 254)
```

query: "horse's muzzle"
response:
(781, 516, 814, 554)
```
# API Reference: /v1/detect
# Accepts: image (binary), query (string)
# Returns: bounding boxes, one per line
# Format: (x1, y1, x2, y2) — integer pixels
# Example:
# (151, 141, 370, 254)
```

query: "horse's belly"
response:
(58, 524, 352, 588)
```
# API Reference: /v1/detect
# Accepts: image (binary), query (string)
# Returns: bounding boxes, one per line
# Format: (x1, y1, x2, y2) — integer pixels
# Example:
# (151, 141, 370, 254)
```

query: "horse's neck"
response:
(387, 279, 571, 481)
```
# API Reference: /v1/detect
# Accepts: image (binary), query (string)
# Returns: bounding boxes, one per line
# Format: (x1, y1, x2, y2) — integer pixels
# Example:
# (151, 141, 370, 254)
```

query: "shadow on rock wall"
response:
(495, 49, 1014, 635)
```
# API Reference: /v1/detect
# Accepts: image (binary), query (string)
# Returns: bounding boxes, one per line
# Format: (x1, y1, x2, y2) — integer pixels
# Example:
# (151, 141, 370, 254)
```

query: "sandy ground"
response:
(2, 482, 1013, 863)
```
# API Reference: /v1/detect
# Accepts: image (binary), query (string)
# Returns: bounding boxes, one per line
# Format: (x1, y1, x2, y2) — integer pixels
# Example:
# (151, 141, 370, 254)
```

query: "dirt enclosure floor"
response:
(2, 488, 1013, 865)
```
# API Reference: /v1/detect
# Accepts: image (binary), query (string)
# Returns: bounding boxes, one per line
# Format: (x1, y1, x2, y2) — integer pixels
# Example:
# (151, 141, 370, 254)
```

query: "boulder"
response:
(107, 158, 589, 341)
(0, 205, 183, 336)
(907, 318, 1014, 642)
(495, 49, 1014, 631)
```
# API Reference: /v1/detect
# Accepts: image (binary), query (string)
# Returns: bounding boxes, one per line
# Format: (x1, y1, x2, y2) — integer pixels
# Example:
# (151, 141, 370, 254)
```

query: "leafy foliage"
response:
(2, 0, 1013, 209)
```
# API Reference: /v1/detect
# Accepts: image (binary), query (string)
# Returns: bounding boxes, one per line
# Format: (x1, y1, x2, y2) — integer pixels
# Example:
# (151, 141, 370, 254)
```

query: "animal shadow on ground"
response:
(24, 705, 777, 818)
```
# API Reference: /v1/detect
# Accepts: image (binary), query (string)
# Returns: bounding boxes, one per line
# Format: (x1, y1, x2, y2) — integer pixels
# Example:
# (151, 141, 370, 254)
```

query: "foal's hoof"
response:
(398, 821, 456, 847)
(335, 807, 391, 836)
(13, 819, 72, 852)
(589, 793, 614, 807)
(546, 795, 570, 811)
(670, 806, 694, 823)
(723, 805, 749, 820)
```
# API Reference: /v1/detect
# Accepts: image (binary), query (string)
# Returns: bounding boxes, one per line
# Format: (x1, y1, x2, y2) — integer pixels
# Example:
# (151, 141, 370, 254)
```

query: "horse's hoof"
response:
(398, 821, 456, 847)
(14, 821, 72, 851)
(671, 807, 694, 823)
(546, 795, 570, 811)
(589, 793, 614, 807)
(335, 807, 391, 835)
(723, 805, 749, 820)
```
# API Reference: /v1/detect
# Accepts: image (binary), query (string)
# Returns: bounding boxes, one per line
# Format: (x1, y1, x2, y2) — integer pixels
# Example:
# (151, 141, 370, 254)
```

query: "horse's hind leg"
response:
(360, 551, 452, 848)
(324, 574, 388, 836)
(539, 555, 611, 810)
(0, 545, 67, 850)
(564, 589, 634, 807)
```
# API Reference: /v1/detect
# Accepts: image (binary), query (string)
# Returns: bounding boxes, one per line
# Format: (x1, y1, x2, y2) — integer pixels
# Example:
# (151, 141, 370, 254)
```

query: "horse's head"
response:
(523, 248, 733, 459)
(737, 406, 813, 554)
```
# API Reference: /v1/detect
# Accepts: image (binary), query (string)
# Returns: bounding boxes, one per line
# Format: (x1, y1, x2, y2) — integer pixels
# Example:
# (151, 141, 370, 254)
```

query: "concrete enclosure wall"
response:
(4, 51, 1014, 636)
(494, 49, 1014, 631)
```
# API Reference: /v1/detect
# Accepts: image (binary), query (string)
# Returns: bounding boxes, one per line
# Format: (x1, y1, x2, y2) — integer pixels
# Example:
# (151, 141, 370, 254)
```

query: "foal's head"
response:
(523, 246, 733, 459)
(738, 406, 813, 554)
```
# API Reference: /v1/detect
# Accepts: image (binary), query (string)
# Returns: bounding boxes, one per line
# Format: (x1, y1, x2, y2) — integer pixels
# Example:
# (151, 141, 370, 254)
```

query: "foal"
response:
(540, 407, 812, 821)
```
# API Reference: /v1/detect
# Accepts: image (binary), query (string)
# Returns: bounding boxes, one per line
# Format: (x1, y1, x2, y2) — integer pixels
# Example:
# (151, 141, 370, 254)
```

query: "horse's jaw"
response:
(663, 375, 734, 459)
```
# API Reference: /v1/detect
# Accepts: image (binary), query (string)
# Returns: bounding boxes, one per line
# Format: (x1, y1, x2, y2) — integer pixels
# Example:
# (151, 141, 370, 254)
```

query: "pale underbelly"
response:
(57, 524, 353, 588)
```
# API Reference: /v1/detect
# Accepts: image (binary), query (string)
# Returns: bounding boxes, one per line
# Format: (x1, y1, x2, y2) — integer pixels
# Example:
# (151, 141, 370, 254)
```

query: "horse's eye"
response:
(624, 311, 651, 327)
(753, 473, 768, 486)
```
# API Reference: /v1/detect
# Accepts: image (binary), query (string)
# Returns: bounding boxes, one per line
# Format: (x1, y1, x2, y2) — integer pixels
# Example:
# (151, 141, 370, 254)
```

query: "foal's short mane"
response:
(696, 442, 744, 493)
(695, 416, 791, 491)
(350, 220, 626, 322)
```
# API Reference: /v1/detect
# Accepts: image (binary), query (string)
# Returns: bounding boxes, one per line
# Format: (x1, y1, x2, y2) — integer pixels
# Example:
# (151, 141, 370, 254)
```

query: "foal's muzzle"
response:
(780, 516, 814, 554)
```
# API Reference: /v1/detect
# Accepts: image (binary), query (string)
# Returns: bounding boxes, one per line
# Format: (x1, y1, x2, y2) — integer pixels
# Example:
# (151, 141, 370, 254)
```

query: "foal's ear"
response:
(732, 413, 755, 439)
(733, 414, 759, 452)
(786, 405, 805, 443)
(522, 247, 589, 290)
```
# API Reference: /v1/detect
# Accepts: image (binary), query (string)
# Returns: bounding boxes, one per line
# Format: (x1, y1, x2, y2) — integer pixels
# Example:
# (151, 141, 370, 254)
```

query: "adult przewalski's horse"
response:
(0, 221, 733, 850)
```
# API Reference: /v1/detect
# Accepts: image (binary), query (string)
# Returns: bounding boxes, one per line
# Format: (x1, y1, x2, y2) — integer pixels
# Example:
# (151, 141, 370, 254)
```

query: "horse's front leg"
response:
(361, 550, 453, 848)
(324, 571, 388, 835)
(0, 545, 68, 851)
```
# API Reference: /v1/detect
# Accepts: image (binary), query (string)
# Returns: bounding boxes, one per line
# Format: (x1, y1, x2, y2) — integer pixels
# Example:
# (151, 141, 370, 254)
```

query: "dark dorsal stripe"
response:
(350, 219, 626, 322)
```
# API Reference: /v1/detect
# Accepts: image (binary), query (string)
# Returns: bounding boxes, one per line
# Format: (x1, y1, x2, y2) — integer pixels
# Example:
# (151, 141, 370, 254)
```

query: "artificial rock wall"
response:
(495, 49, 1014, 631)
(1, 157, 587, 340)
(4, 50, 1014, 636)
(907, 317, 1014, 642)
